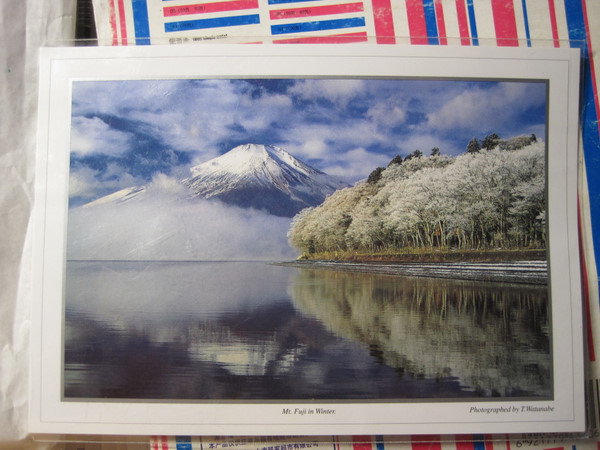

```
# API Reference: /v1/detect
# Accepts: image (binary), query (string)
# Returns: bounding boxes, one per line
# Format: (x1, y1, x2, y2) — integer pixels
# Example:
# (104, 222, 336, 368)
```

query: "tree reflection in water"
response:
(289, 269, 551, 398)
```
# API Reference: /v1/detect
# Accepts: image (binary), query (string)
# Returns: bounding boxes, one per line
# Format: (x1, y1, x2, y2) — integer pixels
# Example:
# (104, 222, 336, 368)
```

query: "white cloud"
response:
(281, 119, 385, 160)
(298, 140, 329, 159)
(69, 166, 99, 200)
(72, 79, 297, 160)
(322, 147, 390, 181)
(69, 164, 141, 201)
(427, 90, 488, 130)
(288, 79, 365, 106)
(366, 103, 407, 126)
(72, 79, 184, 116)
(70, 116, 132, 156)
(72, 80, 235, 157)
(234, 91, 294, 133)
(146, 173, 188, 196)
(67, 184, 297, 261)
(427, 83, 546, 132)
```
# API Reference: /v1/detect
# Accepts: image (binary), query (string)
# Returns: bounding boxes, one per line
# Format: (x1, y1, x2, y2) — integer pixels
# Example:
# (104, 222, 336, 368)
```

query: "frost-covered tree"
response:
(288, 140, 546, 255)
(288, 183, 379, 254)
(498, 135, 539, 151)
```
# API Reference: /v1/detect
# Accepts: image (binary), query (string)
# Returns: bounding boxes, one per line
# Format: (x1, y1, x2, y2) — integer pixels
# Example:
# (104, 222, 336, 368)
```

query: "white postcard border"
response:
(30, 44, 584, 436)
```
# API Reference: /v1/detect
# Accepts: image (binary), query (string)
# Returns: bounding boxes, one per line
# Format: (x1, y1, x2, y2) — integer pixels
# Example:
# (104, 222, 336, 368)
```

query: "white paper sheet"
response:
(0, 0, 76, 444)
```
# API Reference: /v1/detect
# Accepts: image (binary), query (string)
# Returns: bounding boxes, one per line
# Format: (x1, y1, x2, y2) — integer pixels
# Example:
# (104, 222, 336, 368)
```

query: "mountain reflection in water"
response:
(64, 261, 551, 400)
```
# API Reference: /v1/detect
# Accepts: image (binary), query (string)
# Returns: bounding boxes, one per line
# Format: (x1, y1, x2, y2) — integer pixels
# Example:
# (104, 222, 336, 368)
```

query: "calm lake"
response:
(64, 260, 551, 400)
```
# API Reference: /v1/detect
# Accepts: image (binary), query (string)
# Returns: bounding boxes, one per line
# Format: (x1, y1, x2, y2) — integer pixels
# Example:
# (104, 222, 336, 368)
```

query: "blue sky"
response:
(70, 78, 547, 204)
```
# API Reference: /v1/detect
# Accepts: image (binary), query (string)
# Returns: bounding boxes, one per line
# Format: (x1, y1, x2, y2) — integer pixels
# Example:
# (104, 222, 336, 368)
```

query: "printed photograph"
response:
(64, 77, 551, 401)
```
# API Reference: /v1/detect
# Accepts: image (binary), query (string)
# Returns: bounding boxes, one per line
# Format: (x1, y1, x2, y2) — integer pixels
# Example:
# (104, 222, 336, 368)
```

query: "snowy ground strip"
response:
(277, 260, 548, 285)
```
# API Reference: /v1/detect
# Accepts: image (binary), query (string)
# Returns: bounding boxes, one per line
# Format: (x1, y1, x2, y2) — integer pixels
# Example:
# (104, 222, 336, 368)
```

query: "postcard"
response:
(30, 44, 584, 436)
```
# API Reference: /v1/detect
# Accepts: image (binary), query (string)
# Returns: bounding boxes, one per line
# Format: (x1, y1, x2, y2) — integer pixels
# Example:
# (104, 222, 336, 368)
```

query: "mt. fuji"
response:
(183, 144, 348, 217)
(70, 144, 345, 260)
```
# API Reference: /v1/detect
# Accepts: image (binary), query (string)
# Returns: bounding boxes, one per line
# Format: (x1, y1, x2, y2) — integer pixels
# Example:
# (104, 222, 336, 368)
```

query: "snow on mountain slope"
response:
(81, 186, 146, 208)
(183, 144, 348, 217)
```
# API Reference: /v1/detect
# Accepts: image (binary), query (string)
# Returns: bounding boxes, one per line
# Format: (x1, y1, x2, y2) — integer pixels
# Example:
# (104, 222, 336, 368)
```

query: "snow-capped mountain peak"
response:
(184, 144, 347, 217)
(79, 144, 347, 218)
(190, 143, 319, 178)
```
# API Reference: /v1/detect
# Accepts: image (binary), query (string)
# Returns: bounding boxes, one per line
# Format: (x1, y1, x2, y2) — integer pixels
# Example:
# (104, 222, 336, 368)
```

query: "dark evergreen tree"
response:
(367, 167, 385, 184)
(388, 154, 403, 167)
(466, 137, 481, 154)
(404, 149, 423, 161)
(481, 133, 501, 150)
(431, 147, 440, 157)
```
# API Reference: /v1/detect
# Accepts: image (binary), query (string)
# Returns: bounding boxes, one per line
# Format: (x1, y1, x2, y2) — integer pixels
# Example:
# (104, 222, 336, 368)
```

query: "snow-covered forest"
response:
(288, 136, 545, 255)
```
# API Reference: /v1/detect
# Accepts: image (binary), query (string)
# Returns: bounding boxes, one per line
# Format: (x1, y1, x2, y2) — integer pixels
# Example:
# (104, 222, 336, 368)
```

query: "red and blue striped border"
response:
(271, 16, 365, 34)
(565, 0, 600, 360)
(165, 14, 260, 32)
(164, 0, 260, 17)
(151, 432, 594, 448)
(132, 0, 150, 44)
(270, 2, 364, 20)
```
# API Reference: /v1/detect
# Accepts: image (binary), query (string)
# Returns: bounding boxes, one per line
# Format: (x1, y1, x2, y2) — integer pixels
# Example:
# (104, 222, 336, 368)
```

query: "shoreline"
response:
(275, 259, 548, 285)
(297, 249, 546, 264)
